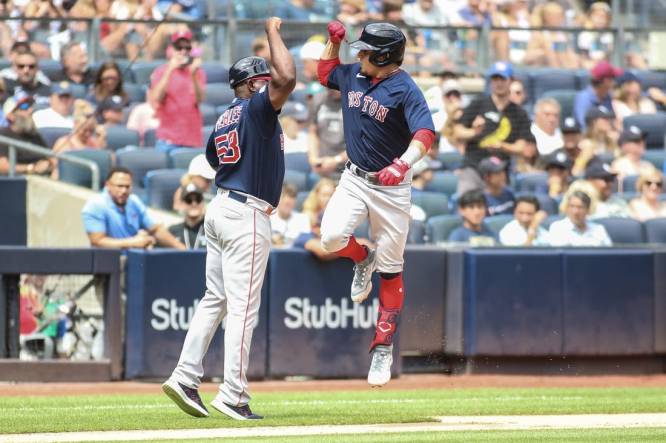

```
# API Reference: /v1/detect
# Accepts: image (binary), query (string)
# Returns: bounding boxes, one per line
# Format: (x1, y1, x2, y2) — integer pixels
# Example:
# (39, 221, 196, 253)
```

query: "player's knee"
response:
(320, 231, 347, 252)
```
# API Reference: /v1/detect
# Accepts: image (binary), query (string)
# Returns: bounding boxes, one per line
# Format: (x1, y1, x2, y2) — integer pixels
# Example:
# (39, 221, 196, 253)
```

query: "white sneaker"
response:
(367, 344, 393, 387)
(351, 248, 376, 303)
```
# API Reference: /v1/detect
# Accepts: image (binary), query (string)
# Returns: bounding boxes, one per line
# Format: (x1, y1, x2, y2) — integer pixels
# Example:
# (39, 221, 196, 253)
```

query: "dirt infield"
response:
(2, 374, 666, 397)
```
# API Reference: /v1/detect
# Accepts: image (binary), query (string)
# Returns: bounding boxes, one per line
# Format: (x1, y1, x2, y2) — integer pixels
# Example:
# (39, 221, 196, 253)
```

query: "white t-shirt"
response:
(270, 211, 311, 247)
(548, 217, 612, 247)
(531, 123, 563, 156)
(499, 219, 550, 246)
(32, 108, 74, 129)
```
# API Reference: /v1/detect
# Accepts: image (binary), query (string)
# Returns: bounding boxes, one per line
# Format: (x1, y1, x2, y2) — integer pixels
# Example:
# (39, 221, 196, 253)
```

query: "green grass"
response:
(2, 387, 666, 434)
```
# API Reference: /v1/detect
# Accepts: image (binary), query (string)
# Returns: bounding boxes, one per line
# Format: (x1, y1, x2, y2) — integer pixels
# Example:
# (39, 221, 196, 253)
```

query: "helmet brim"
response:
(349, 40, 380, 51)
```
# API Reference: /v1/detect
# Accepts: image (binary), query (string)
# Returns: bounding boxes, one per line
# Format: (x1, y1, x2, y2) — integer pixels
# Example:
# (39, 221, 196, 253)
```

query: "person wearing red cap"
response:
(149, 29, 207, 153)
(573, 60, 622, 131)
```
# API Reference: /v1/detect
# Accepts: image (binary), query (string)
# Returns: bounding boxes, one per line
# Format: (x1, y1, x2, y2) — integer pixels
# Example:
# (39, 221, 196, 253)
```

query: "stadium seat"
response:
(58, 149, 112, 189)
(40, 59, 64, 81)
(116, 148, 169, 190)
(515, 172, 548, 193)
(130, 61, 163, 85)
(284, 169, 308, 192)
(204, 83, 235, 107)
(534, 194, 559, 215)
(201, 125, 214, 147)
(594, 217, 645, 244)
(642, 150, 666, 171)
(296, 190, 309, 211)
(407, 219, 426, 244)
(411, 191, 449, 219)
(618, 192, 638, 202)
(575, 70, 590, 90)
(531, 70, 577, 100)
(437, 151, 463, 171)
(306, 171, 321, 190)
(69, 83, 88, 99)
(201, 103, 219, 126)
(105, 126, 141, 151)
(542, 89, 577, 123)
(542, 215, 563, 230)
(635, 70, 666, 91)
(124, 83, 146, 104)
(623, 113, 666, 149)
(144, 168, 186, 210)
(485, 214, 513, 236)
(426, 214, 463, 243)
(425, 171, 458, 196)
(143, 128, 157, 147)
(202, 62, 229, 83)
(38, 127, 69, 149)
(169, 148, 205, 170)
(622, 175, 640, 193)
(284, 152, 310, 173)
(643, 217, 666, 243)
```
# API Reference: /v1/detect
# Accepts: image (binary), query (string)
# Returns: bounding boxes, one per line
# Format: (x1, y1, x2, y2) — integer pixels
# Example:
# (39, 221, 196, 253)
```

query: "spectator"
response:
(336, 0, 367, 25)
(168, 183, 207, 249)
(514, 131, 541, 173)
(499, 195, 550, 246)
(549, 190, 612, 246)
(572, 105, 618, 175)
(411, 158, 434, 192)
(96, 95, 126, 127)
(2, 51, 51, 105)
(449, 189, 496, 245)
(611, 72, 657, 125)
(542, 149, 572, 199)
(126, 89, 159, 140)
(531, 97, 564, 155)
(271, 183, 311, 248)
(403, 0, 451, 55)
(574, 60, 621, 130)
(0, 78, 6, 125)
(251, 36, 271, 62)
(612, 125, 655, 185)
(88, 61, 128, 106)
(432, 79, 465, 153)
(308, 89, 346, 178)
(50, 42, 96, 86)
(560, 116, 583, 164)
(0, 41, 51, 88)
(158, 0, 203, 20)
(131, 0, 172, 60)
(276, 0, 323, 21)
(22, 0, 65, 58)
(453, 61, 531, 195)
(0, 92, 50, 175)
(52, 100, 106, 156)
(149, 30, 206, 153)
(479, 155, 515, 216)
(629, 169, 666, 221)
(172, 154, 215, 212)
(81, 167, 186, 249)
(525, 1, 579, 69)
(32, 81, 75, 129)
(577, 1, 614, 69)
(280, 101, 309, 153)
(292, 212, 339, 261)
(299, 40, 325, 88)
(494, 0, 532, 65)
(584, 161, 631, 219)
(98, 0, 137, 58)
(509, 78, 527, 106)
(302, 177, 336, 227)
(455, 0, 492, 66)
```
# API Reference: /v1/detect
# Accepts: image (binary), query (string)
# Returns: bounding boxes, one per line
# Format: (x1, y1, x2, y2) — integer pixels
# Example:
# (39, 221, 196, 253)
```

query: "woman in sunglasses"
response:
(629, 170, 666, 221)
(89, 61, 128, 106)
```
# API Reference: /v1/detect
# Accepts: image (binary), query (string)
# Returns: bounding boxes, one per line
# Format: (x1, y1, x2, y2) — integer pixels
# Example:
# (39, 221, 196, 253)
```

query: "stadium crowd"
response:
(0, 0, 665, 251)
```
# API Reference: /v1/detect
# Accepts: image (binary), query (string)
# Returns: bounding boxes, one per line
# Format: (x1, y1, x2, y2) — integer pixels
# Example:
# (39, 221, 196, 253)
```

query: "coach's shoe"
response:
(211, 397, 263, 420)
(162, 379, 209, 418)
(351, 248, 376, 303)
(367, 344, 393, 387)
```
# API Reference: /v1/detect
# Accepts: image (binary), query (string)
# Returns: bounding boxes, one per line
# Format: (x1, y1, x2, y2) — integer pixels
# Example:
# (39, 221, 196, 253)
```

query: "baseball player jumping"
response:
(162, 17, 295, 420)
(317, 21, 435, 386)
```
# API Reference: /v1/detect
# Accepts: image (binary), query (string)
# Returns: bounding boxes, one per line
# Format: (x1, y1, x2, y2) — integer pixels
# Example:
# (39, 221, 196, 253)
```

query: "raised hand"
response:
(377, 158, 410, 186)
(327, 21, 346, 44)
(265, 16, 282, 33)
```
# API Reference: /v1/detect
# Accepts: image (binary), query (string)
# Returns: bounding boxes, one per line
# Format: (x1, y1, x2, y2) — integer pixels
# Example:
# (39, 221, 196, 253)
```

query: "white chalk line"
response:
(2, 413, 666, 443)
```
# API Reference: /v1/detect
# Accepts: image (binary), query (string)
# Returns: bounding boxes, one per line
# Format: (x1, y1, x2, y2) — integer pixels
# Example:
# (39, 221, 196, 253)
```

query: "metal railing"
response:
(0, 135, 100, 191)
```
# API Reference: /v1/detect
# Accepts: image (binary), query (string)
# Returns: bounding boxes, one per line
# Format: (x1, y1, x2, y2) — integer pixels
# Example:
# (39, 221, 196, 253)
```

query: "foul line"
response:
(2, 413, 666, 442)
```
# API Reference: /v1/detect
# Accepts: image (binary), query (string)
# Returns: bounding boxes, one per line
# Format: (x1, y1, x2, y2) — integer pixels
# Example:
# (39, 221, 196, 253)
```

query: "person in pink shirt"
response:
(149, 29, 207, 152)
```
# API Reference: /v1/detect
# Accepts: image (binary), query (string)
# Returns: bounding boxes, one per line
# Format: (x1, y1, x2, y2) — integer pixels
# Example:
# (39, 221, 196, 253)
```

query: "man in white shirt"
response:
(549, 190, 612, 246)
(32, 81, 75, 129)
(270, 183, 311, 248)
(499, 195, 550, 246)
(584, 161, 631, 219)
(531, 97, 563, 156)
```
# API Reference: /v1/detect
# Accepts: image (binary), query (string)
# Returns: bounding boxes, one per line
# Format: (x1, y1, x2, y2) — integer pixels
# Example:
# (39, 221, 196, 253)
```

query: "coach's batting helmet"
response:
(228, 56, 271, 88)
(349, 22, 406, 67)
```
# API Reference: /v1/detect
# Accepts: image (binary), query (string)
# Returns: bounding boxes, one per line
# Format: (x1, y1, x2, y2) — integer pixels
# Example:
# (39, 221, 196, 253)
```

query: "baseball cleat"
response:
(367, 344, 393, 387)
(211, 397, 263, 420)
(162, 379, 209, 418)
(351, 248, 376, 303)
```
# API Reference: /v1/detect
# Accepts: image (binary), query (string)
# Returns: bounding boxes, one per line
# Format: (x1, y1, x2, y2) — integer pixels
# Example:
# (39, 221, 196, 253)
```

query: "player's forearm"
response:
(321, 41, 340, 61)
(399, 129, 435, 166)
(266, 26, 296, 90)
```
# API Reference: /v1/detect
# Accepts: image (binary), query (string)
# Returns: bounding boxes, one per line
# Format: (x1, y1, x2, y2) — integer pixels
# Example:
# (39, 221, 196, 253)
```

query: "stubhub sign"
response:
(283, 297, 379, 329)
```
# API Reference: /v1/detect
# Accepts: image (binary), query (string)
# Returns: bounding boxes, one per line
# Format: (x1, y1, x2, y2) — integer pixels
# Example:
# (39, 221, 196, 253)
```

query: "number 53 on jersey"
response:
(215, 129, 241, 165)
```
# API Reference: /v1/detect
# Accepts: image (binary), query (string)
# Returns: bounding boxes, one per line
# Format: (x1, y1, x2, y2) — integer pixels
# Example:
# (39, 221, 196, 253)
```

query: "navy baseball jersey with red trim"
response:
(205, 87, 285, 207)
(326, 63, 434, 172)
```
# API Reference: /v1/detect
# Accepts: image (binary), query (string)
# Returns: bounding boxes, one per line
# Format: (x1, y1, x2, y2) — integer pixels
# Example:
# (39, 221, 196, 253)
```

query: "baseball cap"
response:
(616, 71, 640, 86)
(619, 125, 646, 145)
(544, 149, 572, 170)
(585, 161, 617, 180)
(441, 79, 462, 96)
(171, 30, 193, 44)
(188, 154, 216, 180)
(180, 182, 204, 201)
(478, 156, 507, 175)
(52, 81, 73, 96)
(561, 116, 582, 134)
(590, 61, 622, 81)
(584, 105, 613, 125)
(98, 95, 124, 113)
(299, 41, 325, 61)
(487, 61, 513, 80)
(2, 91, 34, 115)
(281, 101, 309, 121)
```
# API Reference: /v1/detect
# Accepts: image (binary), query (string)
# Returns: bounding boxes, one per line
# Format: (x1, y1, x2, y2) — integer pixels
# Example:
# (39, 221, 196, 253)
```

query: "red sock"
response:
(369, 274, 404, 350)
(336, 235, 368, 263)
(379, 273, 404, 310)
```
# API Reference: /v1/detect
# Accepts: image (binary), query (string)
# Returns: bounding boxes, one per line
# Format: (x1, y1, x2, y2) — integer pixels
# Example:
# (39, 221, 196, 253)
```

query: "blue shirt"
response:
(573, 86, 614, 130)
(206, 87, 285, 207)
(448, 224, 497, 244)
(326, 63, 434, 172)
(292, 232, 315, 249)
(81, 190, 155, 238)
(484, 188, 515, 216)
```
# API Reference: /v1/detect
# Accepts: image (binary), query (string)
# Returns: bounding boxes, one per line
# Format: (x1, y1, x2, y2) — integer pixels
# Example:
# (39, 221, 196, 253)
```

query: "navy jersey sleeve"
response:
(246, 87, 278, 138)
(403, 85, 435, 134)
(326, 63, 353, 92)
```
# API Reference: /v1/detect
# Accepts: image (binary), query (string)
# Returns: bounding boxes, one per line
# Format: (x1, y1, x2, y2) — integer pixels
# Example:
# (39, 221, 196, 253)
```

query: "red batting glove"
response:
(377, 158, 410, 186)
(327, 21, 346, 44)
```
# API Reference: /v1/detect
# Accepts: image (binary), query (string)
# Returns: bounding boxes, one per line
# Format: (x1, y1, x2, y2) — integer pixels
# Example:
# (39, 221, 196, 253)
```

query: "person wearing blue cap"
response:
(453, 61, 531, 195)
(32, 81, 75, 130)
(612, 72, 657, 124)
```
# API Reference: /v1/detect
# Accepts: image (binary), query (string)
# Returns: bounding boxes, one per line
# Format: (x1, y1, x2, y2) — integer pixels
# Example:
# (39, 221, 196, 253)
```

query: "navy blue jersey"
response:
(326, 63, 434, 172)
(206, 87, 285, 207)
